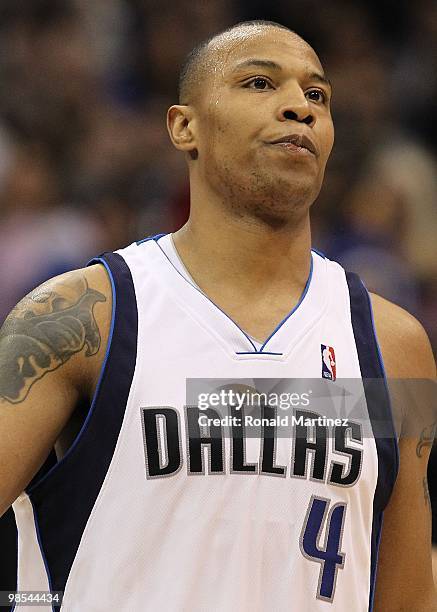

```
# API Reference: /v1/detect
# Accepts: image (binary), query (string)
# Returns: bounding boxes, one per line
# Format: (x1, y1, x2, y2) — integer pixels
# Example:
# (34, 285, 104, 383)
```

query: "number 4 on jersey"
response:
(300, 496, 347, 602)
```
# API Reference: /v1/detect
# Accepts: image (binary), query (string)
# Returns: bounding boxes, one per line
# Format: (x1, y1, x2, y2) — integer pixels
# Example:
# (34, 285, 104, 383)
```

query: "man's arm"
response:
(371, 293, 436, 611)
(0, 264, 111, 517)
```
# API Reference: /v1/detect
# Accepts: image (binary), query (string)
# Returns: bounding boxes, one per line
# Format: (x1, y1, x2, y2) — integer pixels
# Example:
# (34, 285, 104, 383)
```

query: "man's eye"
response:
(306, 89, 327, 103)
(245, 77, 273, 90)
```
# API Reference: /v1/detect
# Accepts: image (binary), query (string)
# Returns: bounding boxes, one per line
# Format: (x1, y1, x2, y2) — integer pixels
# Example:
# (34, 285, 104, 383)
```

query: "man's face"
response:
(192, 27, 334, 220)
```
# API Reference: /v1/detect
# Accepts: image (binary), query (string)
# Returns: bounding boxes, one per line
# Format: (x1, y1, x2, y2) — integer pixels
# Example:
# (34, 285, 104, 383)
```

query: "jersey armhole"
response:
(22, 252, 138, 595)
(25, 258, 116, 493)
(346, 272, 400, 491)
(346, 272, 400, 612)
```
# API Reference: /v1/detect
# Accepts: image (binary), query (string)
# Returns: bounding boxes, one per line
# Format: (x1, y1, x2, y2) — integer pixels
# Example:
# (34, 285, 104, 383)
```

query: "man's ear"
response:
(167, 105, 197, 157)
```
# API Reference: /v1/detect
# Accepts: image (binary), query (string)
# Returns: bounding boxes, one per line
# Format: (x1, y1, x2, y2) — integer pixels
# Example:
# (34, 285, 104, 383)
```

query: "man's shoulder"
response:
(369, 292, 435, 379)
(4, 264, 112, 306)
(0, 263, 112, 405)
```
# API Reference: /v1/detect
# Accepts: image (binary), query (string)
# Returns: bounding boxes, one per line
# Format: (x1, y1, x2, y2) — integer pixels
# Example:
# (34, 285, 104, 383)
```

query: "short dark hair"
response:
(178, 20, 295, 104)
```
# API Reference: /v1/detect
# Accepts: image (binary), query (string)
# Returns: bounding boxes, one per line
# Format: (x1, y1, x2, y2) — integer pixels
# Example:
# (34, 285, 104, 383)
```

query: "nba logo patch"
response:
(321, 344, 336, 381)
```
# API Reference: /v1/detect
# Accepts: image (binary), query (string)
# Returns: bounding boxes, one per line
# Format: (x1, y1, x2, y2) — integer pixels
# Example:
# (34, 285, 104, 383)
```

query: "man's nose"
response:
(276, 89, 314, 126)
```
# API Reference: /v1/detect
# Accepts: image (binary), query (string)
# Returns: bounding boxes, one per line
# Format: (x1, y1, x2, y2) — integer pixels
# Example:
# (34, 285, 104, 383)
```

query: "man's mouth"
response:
(268, 133, 318, 156)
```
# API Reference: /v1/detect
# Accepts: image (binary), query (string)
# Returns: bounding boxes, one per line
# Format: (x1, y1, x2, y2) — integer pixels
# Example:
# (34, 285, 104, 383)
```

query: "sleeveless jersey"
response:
(12, 234, 398, 612)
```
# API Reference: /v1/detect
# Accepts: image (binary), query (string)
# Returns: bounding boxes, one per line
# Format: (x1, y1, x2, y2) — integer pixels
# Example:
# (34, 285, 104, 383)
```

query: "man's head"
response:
(167, 21, 334, 226)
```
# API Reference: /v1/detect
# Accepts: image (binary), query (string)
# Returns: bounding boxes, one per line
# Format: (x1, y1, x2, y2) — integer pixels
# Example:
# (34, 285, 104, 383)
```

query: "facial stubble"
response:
(205, 144, 322, 227)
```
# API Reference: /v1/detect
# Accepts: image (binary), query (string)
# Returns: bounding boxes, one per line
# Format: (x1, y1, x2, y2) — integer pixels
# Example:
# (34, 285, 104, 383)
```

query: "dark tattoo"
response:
(0, 277, 106, 404)
(423, 477, 432, 512)
(416, 422, 437, 458)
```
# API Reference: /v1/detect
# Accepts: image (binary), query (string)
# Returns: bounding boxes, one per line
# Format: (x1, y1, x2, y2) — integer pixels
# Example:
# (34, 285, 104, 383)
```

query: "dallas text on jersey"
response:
(141, 405, 363, 485)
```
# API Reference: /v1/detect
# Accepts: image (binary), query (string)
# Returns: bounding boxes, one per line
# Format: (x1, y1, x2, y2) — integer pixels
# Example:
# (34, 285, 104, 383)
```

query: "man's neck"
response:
(172, 198, 312, 301)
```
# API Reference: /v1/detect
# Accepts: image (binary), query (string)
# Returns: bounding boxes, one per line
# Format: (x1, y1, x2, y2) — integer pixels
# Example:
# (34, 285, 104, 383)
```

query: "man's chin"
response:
(245, 195, 313, 229)
(264, 173, 320, 206)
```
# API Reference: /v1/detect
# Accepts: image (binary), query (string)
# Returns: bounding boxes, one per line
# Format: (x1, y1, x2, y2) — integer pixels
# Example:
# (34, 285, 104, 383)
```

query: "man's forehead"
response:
(208, 27, 322, 74)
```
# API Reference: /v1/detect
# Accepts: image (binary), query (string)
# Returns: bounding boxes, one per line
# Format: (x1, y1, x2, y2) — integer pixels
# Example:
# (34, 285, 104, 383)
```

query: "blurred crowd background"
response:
(0, 0, 436, 593)
(0, 0, 436, 339)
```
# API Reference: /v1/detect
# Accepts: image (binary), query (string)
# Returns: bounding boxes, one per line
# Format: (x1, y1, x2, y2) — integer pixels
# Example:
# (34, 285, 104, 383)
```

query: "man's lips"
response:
(268, 133, 318, 156)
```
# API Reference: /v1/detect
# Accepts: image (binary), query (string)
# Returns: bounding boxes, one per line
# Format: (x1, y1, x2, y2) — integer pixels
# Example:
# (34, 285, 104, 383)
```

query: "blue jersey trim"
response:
(24, 252, 138, 605)
(368, 512, 384, 612)
(259, 256, 313, 352)
(346, 272, 399, 611)
(136, 232, 167, 245)
(154, 239, 258, 352)
(155, 239, 313, 353)
(364, 280, 400, 473)
(235, 351, 283, 356)
(311, 247, 327, 259)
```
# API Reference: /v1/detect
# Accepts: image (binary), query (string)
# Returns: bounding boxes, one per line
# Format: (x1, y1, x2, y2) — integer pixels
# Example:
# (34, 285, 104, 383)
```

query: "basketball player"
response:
(0, 20, 436, 611)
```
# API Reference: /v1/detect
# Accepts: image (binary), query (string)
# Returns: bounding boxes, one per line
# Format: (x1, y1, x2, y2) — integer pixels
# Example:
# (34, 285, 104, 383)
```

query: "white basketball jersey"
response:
(12, 234, 398, 612)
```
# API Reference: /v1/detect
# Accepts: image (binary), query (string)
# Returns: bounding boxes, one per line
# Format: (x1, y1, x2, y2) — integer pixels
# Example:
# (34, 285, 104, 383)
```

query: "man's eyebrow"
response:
(232, 59, 282, 72)
(232, 60, 332, 90)
(307, 72, 332, 90)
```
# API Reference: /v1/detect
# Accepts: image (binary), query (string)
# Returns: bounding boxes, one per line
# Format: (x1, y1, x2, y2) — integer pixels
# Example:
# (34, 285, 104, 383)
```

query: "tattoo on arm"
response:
(0, 276, 106, 404)
(416, 422, 437, 458)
